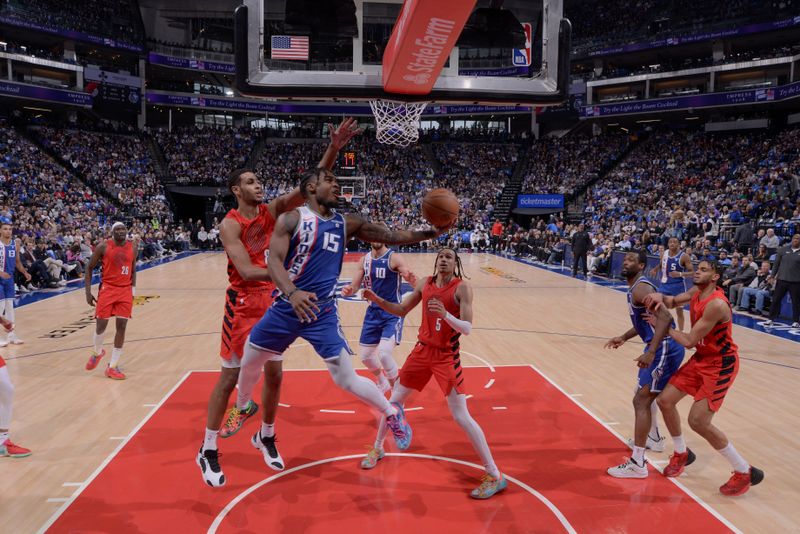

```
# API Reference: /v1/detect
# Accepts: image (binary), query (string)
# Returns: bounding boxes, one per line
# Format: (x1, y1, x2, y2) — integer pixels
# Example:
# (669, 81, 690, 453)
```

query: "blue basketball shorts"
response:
(359, 305, 403, 346)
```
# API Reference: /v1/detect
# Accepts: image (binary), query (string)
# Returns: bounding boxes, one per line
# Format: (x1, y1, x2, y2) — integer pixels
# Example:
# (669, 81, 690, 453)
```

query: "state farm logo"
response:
(403, 73, 431, 85)
(403, 18, 456, 83)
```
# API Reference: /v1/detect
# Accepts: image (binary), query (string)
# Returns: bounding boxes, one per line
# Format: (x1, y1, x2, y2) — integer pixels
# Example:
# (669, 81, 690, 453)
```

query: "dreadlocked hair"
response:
(432, 247, 469, 279)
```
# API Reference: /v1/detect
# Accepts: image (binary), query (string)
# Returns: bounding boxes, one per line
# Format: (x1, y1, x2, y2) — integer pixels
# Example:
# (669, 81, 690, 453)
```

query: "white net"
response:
(369, 100, 428, 147)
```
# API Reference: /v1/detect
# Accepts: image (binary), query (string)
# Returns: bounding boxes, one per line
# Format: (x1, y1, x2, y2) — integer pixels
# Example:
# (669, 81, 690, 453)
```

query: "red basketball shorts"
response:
(95, 284, 133, 320)
(669, 352, 739, 412)
(399, 342, 465, 396)
(220, 287, 274, 364)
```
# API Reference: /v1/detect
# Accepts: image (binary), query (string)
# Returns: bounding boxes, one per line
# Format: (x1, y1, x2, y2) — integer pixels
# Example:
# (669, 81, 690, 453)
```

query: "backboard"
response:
(234, 0, 570, 105)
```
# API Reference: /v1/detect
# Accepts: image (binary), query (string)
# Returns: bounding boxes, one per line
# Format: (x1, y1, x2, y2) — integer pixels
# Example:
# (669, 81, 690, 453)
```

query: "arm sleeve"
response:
(443, 311, 472, 335)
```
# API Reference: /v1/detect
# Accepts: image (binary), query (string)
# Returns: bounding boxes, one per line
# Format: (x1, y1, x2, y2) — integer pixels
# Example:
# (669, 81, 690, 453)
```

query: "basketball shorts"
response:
(95, 284, 133, 320)
(249, 298, 352, 360)
(220, 286, 275, 364)
(669, 353, 739, 412)
(359, 305, 403, 346)
(0, 278, 14, 300)
(399, 342, 465, 396)
(658, 281, 686, 297)
(637, 339, 685, 392)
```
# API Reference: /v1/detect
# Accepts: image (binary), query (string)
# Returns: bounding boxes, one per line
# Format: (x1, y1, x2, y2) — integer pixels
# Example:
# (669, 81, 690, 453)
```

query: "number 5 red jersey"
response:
(418, 276, 463, 351)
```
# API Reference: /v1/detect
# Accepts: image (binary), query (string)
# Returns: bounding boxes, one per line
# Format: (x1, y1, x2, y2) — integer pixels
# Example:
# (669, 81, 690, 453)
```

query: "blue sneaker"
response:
(386, 402, 412, 450)
(470, 474, 508, 499)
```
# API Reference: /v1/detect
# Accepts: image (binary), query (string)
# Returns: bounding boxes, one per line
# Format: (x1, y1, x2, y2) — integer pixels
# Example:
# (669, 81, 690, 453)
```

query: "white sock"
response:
(261, 422, 275, 438)
(378, 338, 399, 380)
(93, 331, 106, 353)
(632, 446, 646, 466)
(447, 391, 500, 478)
(672, 435, 686, 454)
(649, 400, 661, 440)
(0, 431, 8, 445)
(203, 428, 218, 451)
(3, 299, 14, 323)
(236, 340, 273, 409)
(717, 442, 749, 473)
(325, 350, 395, 417)
(110, 347, 123, 367)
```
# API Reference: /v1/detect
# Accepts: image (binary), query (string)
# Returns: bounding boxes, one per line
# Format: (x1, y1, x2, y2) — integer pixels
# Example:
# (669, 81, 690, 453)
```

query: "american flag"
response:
(271, 35, 309, 60)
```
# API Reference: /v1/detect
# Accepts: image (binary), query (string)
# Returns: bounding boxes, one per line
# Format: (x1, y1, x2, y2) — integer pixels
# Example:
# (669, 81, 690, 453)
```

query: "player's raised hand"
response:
(427, 298, 446, 318)
(604, 336, 626, 349)
(289, 289, 319, 323)
(328, 117, 363, 150)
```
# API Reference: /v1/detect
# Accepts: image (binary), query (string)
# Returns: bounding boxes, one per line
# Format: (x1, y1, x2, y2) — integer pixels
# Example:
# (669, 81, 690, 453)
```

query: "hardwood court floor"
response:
(2, 252, 797, 533)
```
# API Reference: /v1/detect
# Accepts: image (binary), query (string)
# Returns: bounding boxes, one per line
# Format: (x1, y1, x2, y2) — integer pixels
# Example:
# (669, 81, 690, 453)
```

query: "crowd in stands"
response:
(569, 0, 800, 56)
(33, 127, 170, 220)
(154, 126, 257, 186)
(0, 0, 144, 44)
(521, 132, 630, 196)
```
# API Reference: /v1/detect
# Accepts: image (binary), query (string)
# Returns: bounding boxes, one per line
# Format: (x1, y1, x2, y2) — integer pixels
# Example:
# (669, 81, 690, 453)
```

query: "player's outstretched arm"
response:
(364, 277, 425, 317)
(268, 117, 362, 219)
(390, 252, 417, 285)
(669, 298, 728, 348)
(219, 218, 271, 282)
(346, 215, 446, 245)
(269, 211, 320, 322)
(84, 241, 106, 306)
(341, 254, 366, 297)
(605, 327, 638, 349)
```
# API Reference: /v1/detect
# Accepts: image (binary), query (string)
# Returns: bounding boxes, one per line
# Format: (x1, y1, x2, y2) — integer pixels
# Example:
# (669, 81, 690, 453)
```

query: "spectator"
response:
(764, 234, 800, 328)
(737, 262, 774, 315)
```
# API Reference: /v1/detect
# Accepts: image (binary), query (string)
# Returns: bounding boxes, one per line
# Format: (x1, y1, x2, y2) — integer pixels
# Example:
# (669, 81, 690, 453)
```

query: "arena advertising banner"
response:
(581, 80, 800, 118)
(146, 92, 530, 116)
(147, 53, 235, 74)
(516, 194, 564, 209)
(0, 81, 92, 107)
(0, 15, 143, 53)
(582, 15, 800, 58)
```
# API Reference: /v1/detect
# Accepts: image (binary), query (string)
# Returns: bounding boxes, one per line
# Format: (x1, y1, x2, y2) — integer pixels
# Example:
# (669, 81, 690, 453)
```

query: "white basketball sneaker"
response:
(608, 458, 648, 479)
(7, 331, 23, 345)
(251, 431, 285, 471)
(196, 446, 225, 487)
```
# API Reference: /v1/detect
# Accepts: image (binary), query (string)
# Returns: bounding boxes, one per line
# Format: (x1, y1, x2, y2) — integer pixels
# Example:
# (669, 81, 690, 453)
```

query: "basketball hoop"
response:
(369, 99, 428, 147)
(343, 192, 353, 204)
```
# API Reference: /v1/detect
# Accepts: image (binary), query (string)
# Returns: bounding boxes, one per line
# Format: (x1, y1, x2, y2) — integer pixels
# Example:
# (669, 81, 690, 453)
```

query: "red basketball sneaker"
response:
(663, 448, 696, 477)
(0, 440, 32, 458)
(720, 466, 764, 496)
(86, 349, 106, 370)
(105, 365, 126, 380)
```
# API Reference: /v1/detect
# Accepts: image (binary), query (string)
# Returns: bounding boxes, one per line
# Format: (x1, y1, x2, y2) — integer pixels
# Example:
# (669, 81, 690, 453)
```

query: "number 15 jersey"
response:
(284, 205, 346, 300)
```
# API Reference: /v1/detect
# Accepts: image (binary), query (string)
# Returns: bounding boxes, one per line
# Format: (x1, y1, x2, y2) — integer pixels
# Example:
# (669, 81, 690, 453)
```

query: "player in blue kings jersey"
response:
(605, 250, 686, 479)
(225, 167, 449, 468)
(651, 237, 694, 331)
(342, 233, 417, 393)
(0, 221, 31, 347)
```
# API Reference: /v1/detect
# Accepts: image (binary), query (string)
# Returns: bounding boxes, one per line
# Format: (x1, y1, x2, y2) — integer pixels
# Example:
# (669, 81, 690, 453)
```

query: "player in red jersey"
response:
(645, 260, 764, 496)
(196, 118, 362, 487)
(0, 315, 30, 457)
(362, 248, 506, 499)
(84, 222, 138, 380)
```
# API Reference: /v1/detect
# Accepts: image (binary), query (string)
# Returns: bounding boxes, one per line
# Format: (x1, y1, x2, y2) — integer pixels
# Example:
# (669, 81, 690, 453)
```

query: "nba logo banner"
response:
(512, 22, 532, 67)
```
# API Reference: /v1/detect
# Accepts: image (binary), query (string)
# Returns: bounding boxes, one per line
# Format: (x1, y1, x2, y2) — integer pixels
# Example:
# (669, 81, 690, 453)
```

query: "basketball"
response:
(422, 188, 459, 228)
